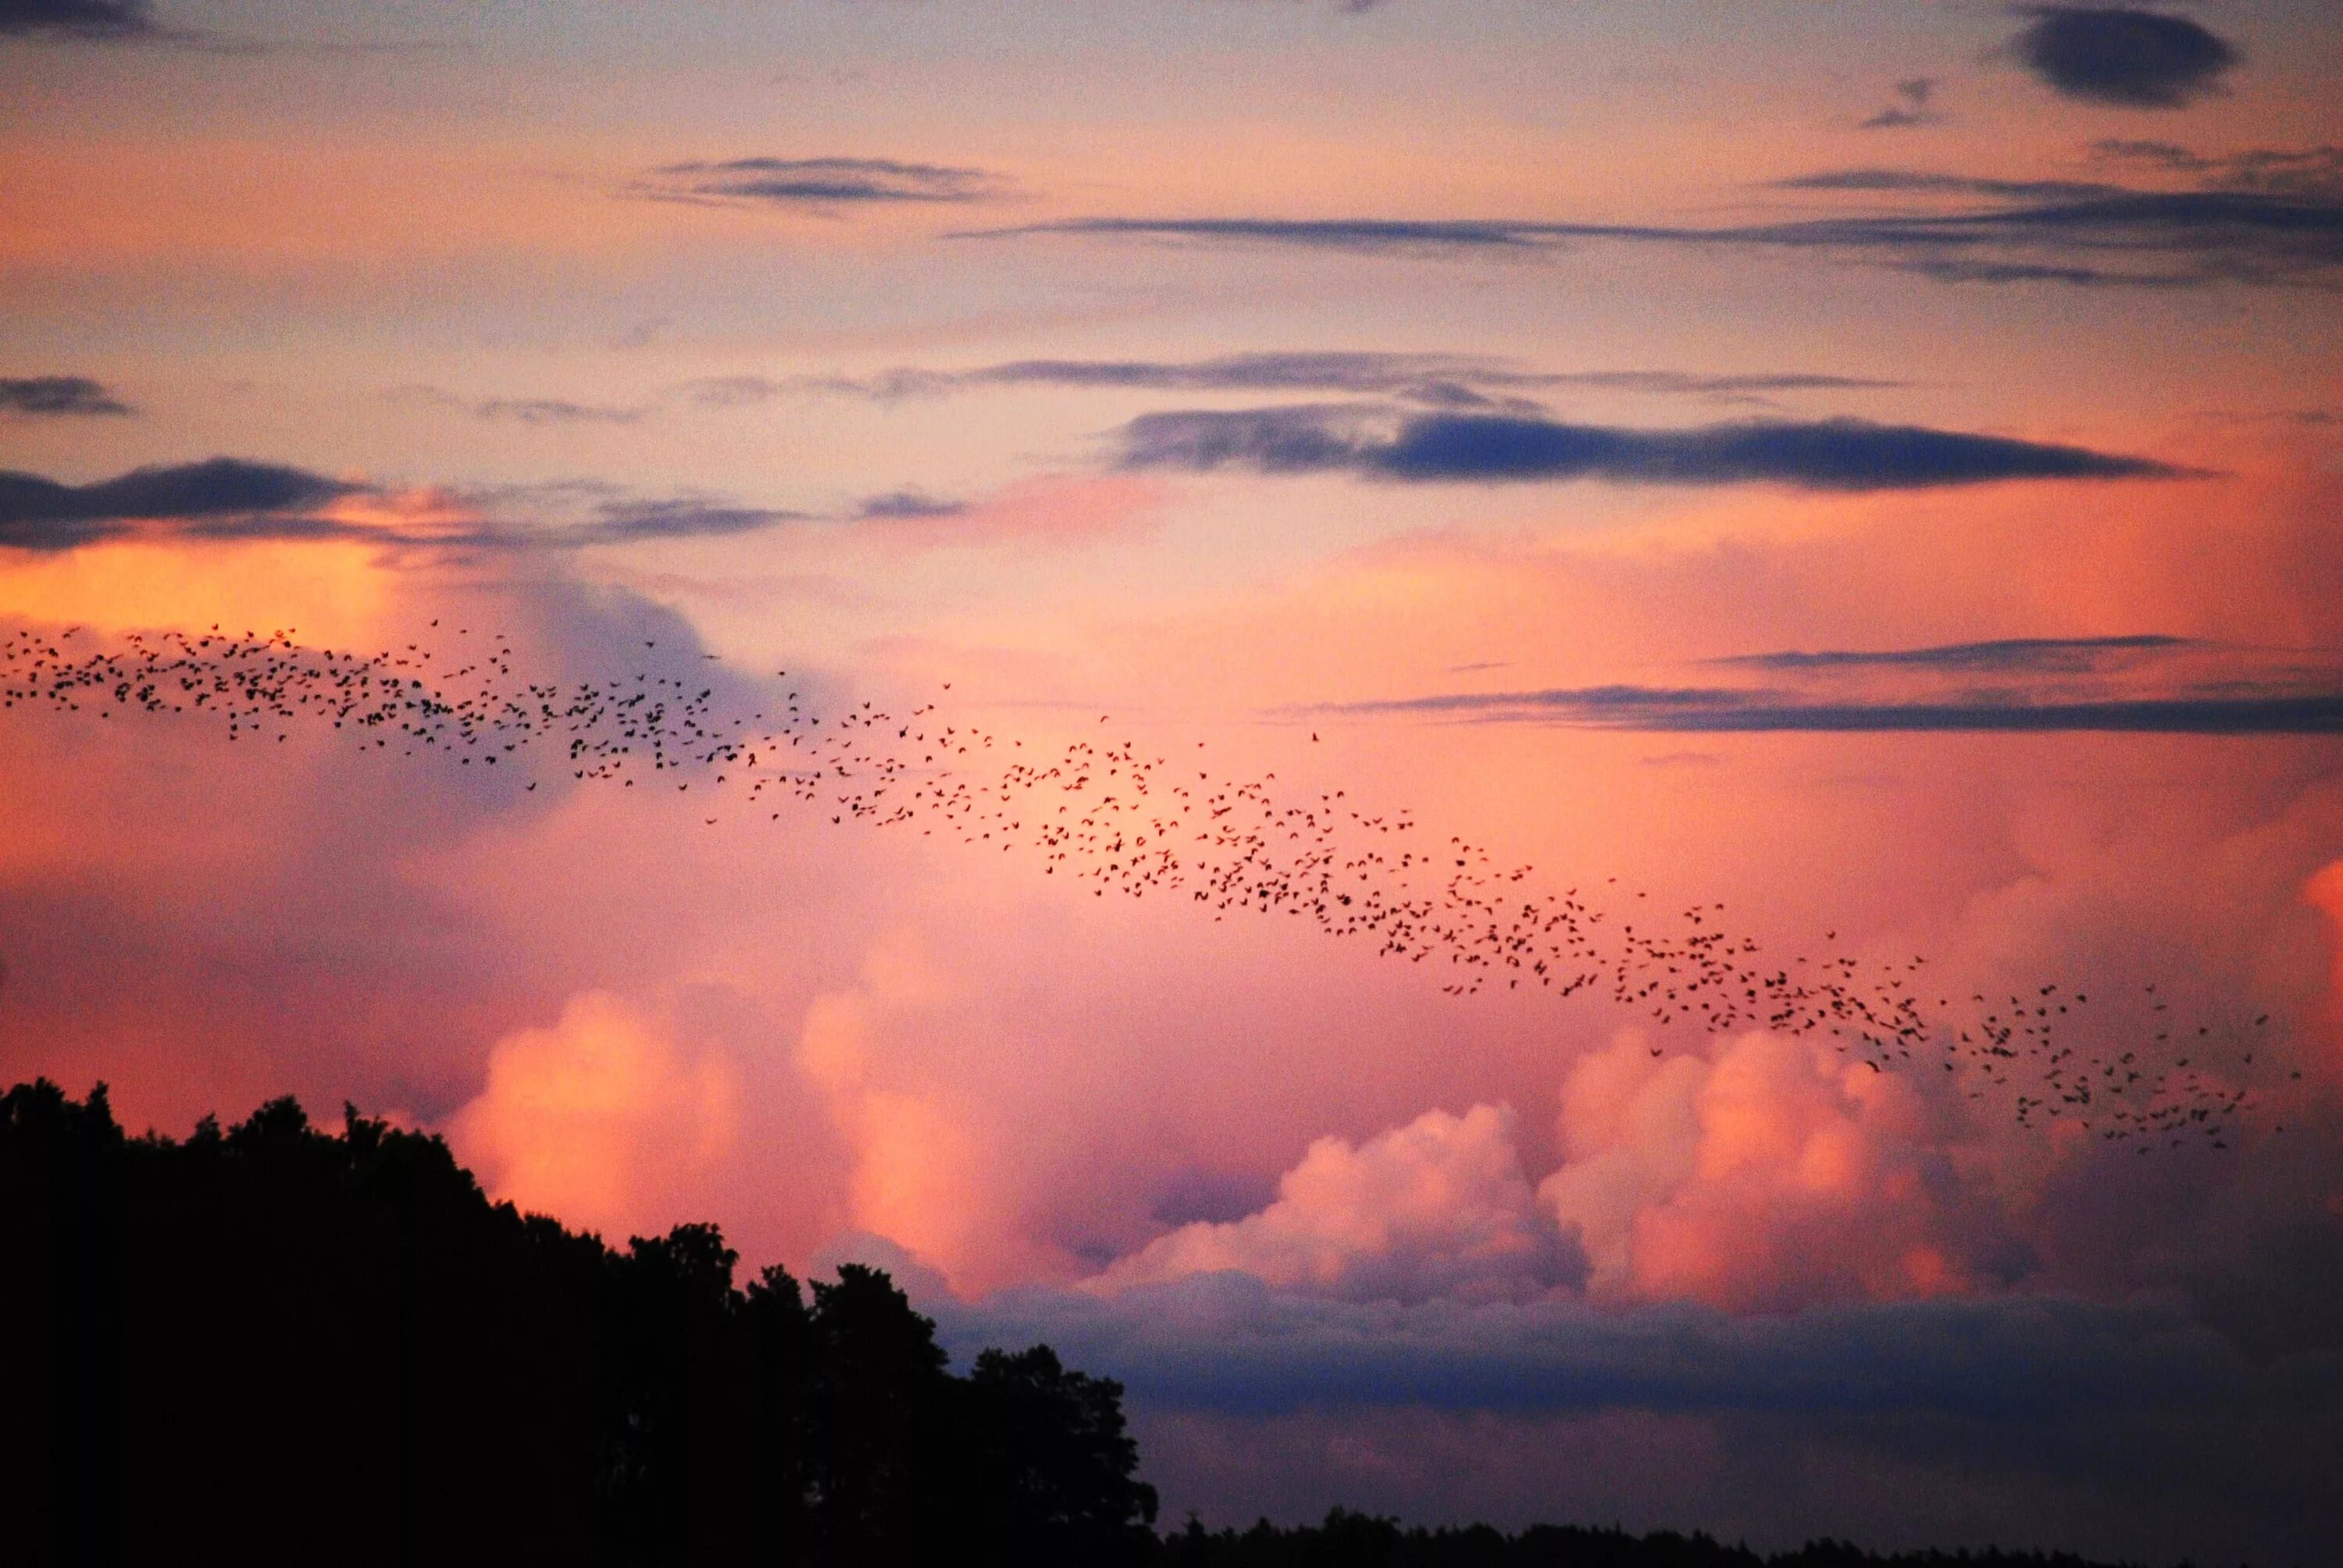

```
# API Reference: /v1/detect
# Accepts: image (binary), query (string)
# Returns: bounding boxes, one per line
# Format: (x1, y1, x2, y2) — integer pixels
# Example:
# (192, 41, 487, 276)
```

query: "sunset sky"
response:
(4, 0, 2341, 1558)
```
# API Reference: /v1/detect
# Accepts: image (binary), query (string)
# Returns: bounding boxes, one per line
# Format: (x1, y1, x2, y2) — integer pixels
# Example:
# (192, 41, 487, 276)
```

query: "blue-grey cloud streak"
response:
(686, 354, 1902, 412)
(1325, 634, 2343, 735)
(648, 156, 994, 208)
(970, 186, 2343, 288)
(1114, 406, 2184, 490)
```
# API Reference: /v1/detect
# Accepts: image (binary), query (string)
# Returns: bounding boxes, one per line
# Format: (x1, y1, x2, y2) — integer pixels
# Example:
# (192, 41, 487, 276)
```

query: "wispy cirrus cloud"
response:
(475, 397, 645, 427)
(1111, 405, 2186, 490)
(2091, 138, 2343, 197)
(968, 184, 2343, 289)
(1713, 633, 2193, 674)
(1860, 77, 1944, 131)
(681, 353, 1901, 413)
(390, 386, 649, 427)
(1320, 635, 2343, 735)
(1774, 169, 2124, 201)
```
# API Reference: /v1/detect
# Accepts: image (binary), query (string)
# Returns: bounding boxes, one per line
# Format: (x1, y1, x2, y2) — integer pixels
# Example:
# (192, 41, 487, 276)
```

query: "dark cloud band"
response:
(1714, 635, 2195, 673)
(1114, 407, 2184, 490)
(0, 458, 921, 553)
(0, 376, 134, 417)
(0, 0, 154, 38)
(937, 1276, 2255, 1420)
(969, 186, 2343, 289)
(1328, 634, 2343, 735)
(1348, 690, 2343, 735)
(0, 459, 363, 551)
(647, 156, 994, 208)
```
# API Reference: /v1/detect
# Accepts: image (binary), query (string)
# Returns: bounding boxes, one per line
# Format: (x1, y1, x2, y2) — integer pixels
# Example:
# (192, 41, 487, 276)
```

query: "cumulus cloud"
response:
(1114, 406, 2184, 490)
(2005, 6, 2239, 109)
(1539, 1033, 2026, 1310)
(1093, 1105, 1588, 1305)
(450, 991, 741, 1241)
(794, 943, 1061, 1293)
(0, 376, 134, 417)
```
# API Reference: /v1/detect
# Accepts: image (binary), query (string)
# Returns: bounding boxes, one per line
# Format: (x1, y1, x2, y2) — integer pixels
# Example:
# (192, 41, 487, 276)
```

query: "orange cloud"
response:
(0, 537, 394, 648)
(2306, 859, 2343, 1083)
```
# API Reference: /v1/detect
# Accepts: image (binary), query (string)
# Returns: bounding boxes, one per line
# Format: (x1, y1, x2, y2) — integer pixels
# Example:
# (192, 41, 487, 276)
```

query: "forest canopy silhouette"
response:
(0, 1078, 1157, 1565)
(2, 1078, 2205, 1568)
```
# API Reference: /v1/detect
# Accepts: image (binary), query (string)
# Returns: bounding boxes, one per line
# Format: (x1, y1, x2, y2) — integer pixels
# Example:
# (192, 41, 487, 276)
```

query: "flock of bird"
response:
(2, 618, 2293, 1154)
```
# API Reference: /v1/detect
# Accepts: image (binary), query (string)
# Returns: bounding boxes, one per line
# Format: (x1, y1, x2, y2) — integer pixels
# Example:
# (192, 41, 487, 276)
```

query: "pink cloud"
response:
(1093, 1103, 1585, 1304)
(1540, 1031, 2019, 1310)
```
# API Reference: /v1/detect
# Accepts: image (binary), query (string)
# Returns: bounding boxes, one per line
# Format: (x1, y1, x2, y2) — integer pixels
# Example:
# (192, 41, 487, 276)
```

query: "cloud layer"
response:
(1331, 635, 2343, 735)
(979, 184, 2343, 288)
(686, 355, 1900, 412)
(0, 459, 362, 551)
(1114, 408, 2183, 490)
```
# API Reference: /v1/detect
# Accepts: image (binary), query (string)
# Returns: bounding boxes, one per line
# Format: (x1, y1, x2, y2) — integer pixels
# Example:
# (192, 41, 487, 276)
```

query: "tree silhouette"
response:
(0, 1079, 1154, 1566)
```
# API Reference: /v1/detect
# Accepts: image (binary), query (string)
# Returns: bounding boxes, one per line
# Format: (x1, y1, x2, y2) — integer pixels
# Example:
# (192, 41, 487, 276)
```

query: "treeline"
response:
(2, 1080, 2164, 1568)
(1161, 1515, 2159, 1568)
(1, 1079, 1154, 1565)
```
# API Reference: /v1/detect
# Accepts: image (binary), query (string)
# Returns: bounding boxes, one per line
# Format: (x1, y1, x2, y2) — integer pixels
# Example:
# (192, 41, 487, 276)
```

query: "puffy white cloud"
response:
(1091, 1103, 1586, 1304)
(1540, 1031, 2024, 1310)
